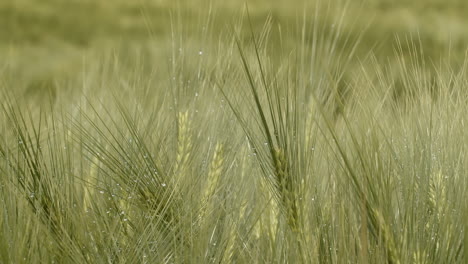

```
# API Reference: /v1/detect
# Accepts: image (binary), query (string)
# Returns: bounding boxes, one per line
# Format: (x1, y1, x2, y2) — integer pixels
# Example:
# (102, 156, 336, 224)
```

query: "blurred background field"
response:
(2, 0, 468, 93)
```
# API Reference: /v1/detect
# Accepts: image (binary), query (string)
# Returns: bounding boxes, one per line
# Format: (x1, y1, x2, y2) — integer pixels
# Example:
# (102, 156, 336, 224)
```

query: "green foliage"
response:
(0, 1, 467, 263)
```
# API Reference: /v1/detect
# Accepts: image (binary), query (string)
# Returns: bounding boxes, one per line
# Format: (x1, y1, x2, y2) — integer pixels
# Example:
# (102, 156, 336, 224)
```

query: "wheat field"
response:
(0, 0, 467, 263)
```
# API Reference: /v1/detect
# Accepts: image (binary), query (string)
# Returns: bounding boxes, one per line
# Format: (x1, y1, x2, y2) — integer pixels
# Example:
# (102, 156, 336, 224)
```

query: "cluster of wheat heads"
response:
(215, 10, 467, 262)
